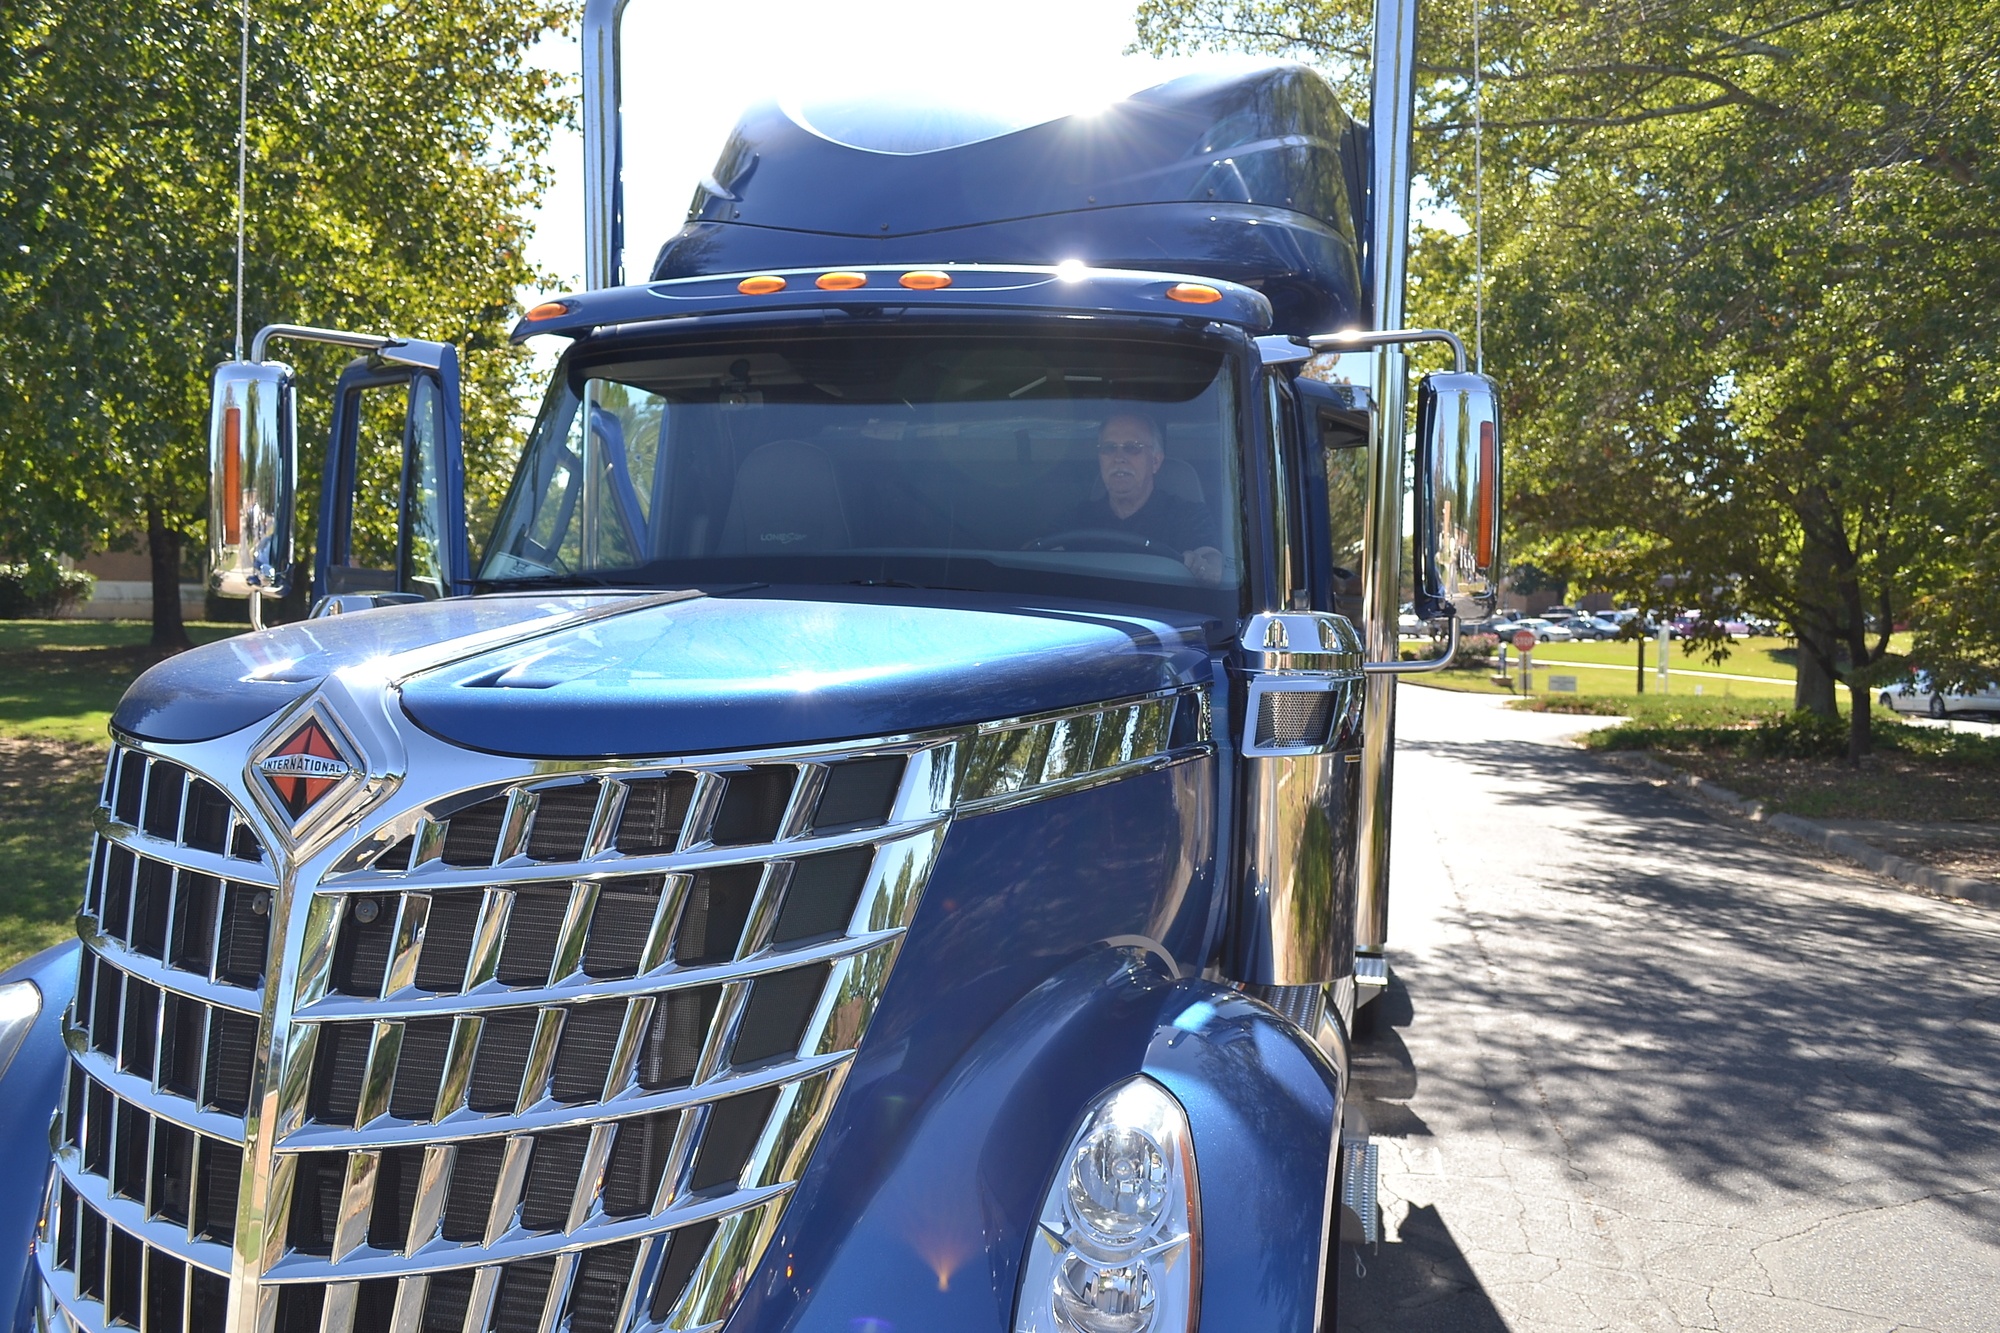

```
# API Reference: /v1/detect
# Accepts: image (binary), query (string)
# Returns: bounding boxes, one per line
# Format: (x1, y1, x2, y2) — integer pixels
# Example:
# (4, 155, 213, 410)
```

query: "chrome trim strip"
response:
(58, 1049, 247, 1142)
(257, 1184, 792, 1282)
(49, 1153, 235, 1272)
(89, 813, 279, 888)
(274, 1051, 854, 1152)
(70, 933, 264, 1016)
(292, 925, 907, 1020)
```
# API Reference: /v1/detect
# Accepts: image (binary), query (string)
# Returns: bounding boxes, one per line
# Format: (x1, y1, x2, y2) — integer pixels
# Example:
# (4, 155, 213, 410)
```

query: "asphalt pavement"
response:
(1335, 686, 2000, 1333)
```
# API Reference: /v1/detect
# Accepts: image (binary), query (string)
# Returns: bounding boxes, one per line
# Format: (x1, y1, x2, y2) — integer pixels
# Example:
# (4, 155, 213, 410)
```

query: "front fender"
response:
(0, 942, 78, 1333)
(731, 947, 1342, 1332)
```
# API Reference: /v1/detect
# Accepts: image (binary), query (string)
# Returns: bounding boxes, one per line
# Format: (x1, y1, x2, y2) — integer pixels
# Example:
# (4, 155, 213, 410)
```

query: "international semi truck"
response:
(0, 2, 1499, 1330)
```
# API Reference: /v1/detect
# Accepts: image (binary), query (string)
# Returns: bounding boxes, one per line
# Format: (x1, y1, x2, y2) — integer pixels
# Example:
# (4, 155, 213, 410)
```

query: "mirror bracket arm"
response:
(250, 323, 396, 363)
(1308, 327, 1467, 374)
(1363, 615, 1459, 675)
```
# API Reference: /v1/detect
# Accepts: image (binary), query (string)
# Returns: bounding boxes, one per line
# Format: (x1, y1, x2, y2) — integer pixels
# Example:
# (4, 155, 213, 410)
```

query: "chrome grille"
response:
(40, 686, 1208, 1333)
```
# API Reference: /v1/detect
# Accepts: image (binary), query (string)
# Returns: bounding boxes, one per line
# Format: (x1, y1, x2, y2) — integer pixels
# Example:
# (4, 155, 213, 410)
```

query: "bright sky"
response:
(522, 0, 1293, 294)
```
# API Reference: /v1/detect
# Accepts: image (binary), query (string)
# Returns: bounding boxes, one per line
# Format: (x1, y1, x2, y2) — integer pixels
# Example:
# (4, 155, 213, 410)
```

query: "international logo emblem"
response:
(256, 718, 356, 818)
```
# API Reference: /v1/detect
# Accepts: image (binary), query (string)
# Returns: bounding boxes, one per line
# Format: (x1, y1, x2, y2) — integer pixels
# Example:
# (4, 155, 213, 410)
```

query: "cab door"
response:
(314, 339, 469, 601)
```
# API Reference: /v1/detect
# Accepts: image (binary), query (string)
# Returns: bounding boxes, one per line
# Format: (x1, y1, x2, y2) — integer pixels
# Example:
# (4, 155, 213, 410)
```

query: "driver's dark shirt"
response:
(1056, 490, 1219, 554)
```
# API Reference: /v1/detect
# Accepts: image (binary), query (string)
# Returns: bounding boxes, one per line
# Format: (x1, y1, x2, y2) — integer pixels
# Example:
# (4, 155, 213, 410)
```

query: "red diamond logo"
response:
(255, 719, 355, 818)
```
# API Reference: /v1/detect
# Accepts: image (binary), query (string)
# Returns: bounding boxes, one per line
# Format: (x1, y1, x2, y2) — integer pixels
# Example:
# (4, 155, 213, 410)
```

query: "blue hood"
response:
(401, 593, 1212, 756)
(115, 591, 1214, 758)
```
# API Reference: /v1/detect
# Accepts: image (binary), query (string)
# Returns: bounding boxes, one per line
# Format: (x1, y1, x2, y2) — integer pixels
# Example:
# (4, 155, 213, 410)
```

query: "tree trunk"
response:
(1794, 622, 1838, 716)
(145, 498, 193, 654)
(1846, 674, 1873, 764)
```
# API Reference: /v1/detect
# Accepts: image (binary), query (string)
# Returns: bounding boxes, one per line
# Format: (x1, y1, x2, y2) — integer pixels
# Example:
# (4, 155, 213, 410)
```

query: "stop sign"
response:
(1512, 629, 1538, 652)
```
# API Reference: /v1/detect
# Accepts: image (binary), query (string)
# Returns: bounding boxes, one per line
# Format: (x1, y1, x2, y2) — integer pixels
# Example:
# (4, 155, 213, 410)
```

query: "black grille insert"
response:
(495, 1256, 559, 1333)
(774, 847, 872, 946)
(640, 986, 720, 1091)
(370, 1145, 424, 1251)
(733, 964, 830, 1066)
(812, 755, 905, 831)
(332, 894, 398, 996)
(441, 1140, 506, 1242)
(469, 1011, 540, 1112)
(616, 775, 696, 853)
(568, 1240, 640, 1333)
(581, 876, 662, 979)
(497, 886, 571, 986)
(391, 1017, 455, 1121)
(520, 1127, 590, 1231)
(689, 1086, 780, 1194)
(649, 1219, 720, 1322)
(441, 794, 509, 867)
(552, 1001, 627, 1103)
(415, 891, 481, 993)
(711, 767, 795, 846)
(674, 865, 760, 966)
(602, 1111, 680, 1218)
(527, 782, 600, 861)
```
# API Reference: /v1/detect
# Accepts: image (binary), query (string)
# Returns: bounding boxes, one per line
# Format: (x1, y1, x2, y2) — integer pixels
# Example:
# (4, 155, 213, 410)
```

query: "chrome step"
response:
(1339, 1132, 1380, 1245)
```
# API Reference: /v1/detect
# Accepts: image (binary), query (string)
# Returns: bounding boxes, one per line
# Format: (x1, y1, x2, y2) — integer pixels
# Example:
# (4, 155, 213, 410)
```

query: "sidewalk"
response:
(1600, 750, 2000, 908)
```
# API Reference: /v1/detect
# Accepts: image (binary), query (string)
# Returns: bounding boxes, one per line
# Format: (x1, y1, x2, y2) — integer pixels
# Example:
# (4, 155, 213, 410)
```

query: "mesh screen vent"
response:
(440, 795, 509, 867)
(1255, 690, 1337, 749)
(526, 783, 600, 861)
(616, 775, 696, 854)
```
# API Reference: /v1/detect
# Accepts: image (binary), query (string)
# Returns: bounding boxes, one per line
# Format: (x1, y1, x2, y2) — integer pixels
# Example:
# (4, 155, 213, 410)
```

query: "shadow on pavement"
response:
(1336, 1204, 1510, 1333)
(1337, 974, 1510, 1331)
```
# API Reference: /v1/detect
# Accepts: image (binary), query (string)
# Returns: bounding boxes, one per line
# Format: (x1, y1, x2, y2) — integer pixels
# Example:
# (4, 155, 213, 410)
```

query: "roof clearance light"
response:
(1165, 283, 1222, 305)
(817, 271, 868, 290)
(899, 270, 952, 290)
(738, 275, 787, 294)
(524, 300, 572, 320)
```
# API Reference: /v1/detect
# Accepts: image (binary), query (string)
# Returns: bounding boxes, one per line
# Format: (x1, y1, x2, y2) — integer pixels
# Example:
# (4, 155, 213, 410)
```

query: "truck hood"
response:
(114, 591, 1214, 757)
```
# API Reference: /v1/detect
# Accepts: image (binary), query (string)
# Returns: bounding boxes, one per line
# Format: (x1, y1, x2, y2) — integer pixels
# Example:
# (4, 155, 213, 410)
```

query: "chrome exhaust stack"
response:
(1353, 0, 1421, 978)
(581, 0, 631, 289)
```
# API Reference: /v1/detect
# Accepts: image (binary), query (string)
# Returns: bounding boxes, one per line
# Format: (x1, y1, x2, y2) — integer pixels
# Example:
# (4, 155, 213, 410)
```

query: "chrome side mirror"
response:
(1412, 371, 1502, 620)
(207, 360, 297, 598)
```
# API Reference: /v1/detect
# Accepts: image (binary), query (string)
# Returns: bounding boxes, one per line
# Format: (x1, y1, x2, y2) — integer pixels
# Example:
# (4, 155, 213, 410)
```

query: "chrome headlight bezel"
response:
(1015, 1075, 1199, 1333)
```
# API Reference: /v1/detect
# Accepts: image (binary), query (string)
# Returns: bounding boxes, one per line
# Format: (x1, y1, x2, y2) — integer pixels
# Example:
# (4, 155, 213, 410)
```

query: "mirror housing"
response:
(207, 360, 297, 598)
(1412, 371, 1502, 621)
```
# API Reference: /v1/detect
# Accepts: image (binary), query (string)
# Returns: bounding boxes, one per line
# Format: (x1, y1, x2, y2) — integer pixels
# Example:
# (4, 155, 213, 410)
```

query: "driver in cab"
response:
(1044, 412, 1224, 584)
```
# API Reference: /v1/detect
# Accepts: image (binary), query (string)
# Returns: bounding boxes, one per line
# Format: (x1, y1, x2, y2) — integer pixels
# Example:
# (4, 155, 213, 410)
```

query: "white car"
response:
(1505, 617, 1574, 643)
(1878, 674, 2000, 718)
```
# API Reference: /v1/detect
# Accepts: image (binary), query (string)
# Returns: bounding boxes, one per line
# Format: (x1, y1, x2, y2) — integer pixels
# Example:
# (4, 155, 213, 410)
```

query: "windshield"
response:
(479, 331, 1246, 616)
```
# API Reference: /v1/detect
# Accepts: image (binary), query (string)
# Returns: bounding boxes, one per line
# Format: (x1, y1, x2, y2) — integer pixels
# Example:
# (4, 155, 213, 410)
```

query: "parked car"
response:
(1501, 617, 1574, 643)
(1878, 674, 2000, 718)
(1562, 615, 1622, 640)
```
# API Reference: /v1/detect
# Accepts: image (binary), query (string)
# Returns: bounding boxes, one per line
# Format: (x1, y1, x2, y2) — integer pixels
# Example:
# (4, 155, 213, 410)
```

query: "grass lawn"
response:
(0, 620, 245, 971)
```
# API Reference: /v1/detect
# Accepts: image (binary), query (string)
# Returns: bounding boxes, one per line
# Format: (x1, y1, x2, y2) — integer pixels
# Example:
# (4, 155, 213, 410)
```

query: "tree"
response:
(0, 0, 574, 648)
(1134, 0, 2000, 759)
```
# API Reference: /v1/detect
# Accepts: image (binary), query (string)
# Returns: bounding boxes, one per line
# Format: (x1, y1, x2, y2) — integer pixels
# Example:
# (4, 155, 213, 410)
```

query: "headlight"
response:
(1015, 1077, 1198, 1333)
(0, 980, 41, 1084)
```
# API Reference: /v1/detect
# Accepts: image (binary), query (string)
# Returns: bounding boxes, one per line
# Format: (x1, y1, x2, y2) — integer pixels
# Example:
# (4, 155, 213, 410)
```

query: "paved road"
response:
(1335, 686, 2000, 1332)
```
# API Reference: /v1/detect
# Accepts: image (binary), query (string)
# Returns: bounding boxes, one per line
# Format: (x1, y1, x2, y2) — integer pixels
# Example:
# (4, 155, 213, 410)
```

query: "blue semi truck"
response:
(0, 3, 1501, 1330)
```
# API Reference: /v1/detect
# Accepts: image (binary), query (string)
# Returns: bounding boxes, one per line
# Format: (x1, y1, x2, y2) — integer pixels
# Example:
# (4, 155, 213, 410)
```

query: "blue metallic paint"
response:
(0, 943, 78, 1333)
(397, 592, 1216, 759)
(653, 62, 1368, 337)
(110, 593, 624, 743)
(710, 762, 1340, 1333)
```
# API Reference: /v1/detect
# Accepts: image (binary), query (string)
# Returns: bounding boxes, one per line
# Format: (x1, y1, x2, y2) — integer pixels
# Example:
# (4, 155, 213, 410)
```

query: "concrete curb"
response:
(1598, 750, 2000, 910)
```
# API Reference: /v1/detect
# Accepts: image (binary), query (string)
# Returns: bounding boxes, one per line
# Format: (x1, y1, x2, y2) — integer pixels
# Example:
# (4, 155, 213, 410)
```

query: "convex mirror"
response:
(1412, 371, 1501, 621)
(207, 361, 297, 598)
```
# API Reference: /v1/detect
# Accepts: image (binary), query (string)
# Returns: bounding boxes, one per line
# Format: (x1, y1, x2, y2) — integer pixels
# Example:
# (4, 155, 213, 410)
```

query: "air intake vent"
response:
(1254, 690, 1337, 749)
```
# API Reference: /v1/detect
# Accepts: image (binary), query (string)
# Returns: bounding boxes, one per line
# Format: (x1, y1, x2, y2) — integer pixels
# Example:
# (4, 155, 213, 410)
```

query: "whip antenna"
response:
(233, 0, 249, 360)
(1472, 0, 1484, 375)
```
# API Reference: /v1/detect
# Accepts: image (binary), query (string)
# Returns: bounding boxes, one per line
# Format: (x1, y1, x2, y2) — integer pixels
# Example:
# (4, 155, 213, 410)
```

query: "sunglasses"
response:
(1096, 440, 1157, 456)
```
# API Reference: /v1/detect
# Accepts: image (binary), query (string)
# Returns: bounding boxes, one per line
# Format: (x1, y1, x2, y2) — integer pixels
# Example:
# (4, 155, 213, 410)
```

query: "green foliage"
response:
(1133, 0, 2000, 758)
(0, 0, 576, 625)
(0, 560, 93, 618)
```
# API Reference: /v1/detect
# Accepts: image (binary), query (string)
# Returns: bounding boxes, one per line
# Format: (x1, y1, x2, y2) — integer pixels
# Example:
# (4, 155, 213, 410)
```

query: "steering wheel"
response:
(1024, 528, 1184, 560)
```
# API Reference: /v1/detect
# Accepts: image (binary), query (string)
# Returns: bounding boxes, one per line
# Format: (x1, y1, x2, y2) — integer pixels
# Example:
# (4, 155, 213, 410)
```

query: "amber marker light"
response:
(816, 271, 868, 290)
(899, 270, 952, 290)
(738, 275, 787, 294)
(524, 300, 572, 320)
(1165, 282, 1223, 304)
